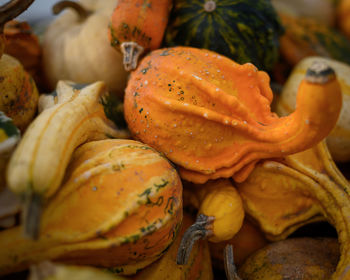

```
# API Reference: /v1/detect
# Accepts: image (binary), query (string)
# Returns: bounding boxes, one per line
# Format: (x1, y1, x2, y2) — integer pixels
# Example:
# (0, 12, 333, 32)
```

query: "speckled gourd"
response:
(124, 46, 342, 184)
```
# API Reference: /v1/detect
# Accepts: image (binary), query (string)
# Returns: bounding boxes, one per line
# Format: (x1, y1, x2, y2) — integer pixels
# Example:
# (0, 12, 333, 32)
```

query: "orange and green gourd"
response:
(0, 139, 183, 276)
(163, 0, 284, 71)
(109, 0, 172, 71)
(279, 13, 350, 66)
(124, 46, 342, 184)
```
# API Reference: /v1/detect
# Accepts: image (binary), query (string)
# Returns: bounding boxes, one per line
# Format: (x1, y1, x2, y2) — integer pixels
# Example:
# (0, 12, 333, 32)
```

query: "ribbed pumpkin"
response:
(163, 0, 284, 71)
(0, 139, 183, 276)
(124, 46, 342, 184)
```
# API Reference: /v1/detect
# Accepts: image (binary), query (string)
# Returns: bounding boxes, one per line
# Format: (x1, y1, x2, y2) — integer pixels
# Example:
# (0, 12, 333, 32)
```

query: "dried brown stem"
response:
(121, 42, 144, 71)
(176, 214, 213, 265)
(52, 0, 91, 21)
(224, 245, 242, 280)
(22, 192, 43, 240)
(0, 0, 35, 31)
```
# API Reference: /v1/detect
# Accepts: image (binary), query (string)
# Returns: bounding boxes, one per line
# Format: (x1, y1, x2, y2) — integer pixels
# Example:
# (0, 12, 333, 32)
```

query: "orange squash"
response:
(124, 46, 342, 184)
(109, 0, 172, 71)
(0, 139, 183, 276)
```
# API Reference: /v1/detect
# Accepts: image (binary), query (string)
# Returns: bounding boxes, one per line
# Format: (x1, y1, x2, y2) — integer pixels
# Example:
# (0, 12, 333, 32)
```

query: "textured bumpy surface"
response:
(124, 46, 342, 184)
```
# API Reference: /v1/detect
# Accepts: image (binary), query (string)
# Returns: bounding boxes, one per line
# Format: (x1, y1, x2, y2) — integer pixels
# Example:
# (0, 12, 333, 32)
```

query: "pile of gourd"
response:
(1, 0, 350, 279)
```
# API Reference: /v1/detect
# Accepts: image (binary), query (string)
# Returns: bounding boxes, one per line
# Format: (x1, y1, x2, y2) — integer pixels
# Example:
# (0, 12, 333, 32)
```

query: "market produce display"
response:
(1, 0, 350, 279)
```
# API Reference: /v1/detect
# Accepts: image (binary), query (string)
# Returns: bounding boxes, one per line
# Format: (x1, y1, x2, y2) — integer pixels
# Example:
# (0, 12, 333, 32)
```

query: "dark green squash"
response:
(163, 0, 284, 71)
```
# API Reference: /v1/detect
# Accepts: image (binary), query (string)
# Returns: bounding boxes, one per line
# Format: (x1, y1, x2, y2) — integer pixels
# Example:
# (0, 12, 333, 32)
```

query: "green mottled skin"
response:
(283, 17, 350, 65)
(164, 0, 284, 71)
(0, 111, 20, 140)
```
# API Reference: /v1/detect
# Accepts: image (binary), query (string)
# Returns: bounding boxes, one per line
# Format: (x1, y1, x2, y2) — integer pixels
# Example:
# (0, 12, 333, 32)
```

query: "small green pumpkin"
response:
(163, 0, 284, 71)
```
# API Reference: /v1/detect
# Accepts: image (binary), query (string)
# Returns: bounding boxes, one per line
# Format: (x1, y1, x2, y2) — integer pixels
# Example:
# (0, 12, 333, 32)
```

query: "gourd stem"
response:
(0, 0, 35, 31)
(121, 42, 144, 71)
(176, 214, 213, 265)
(22, 192, 42, 240)
(224, 245, 242, 280)
(52, 0, 91, 21)
(306, 61, 335, 84)
(204, 0, 216, 12)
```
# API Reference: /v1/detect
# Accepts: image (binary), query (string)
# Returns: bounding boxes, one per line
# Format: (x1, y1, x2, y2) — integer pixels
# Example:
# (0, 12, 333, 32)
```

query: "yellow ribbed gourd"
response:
(6, 81, 129, 238)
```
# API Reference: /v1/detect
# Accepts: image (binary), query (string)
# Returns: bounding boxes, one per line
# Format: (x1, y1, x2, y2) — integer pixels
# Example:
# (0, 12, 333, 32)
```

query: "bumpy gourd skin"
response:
(124, 46, 342, 184)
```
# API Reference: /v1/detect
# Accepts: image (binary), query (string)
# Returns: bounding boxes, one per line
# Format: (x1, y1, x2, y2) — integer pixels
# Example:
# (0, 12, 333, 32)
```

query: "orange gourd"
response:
(109, 0, 172, 71)
(0, 139, 183, 276)
(124, 46, 342, 184)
